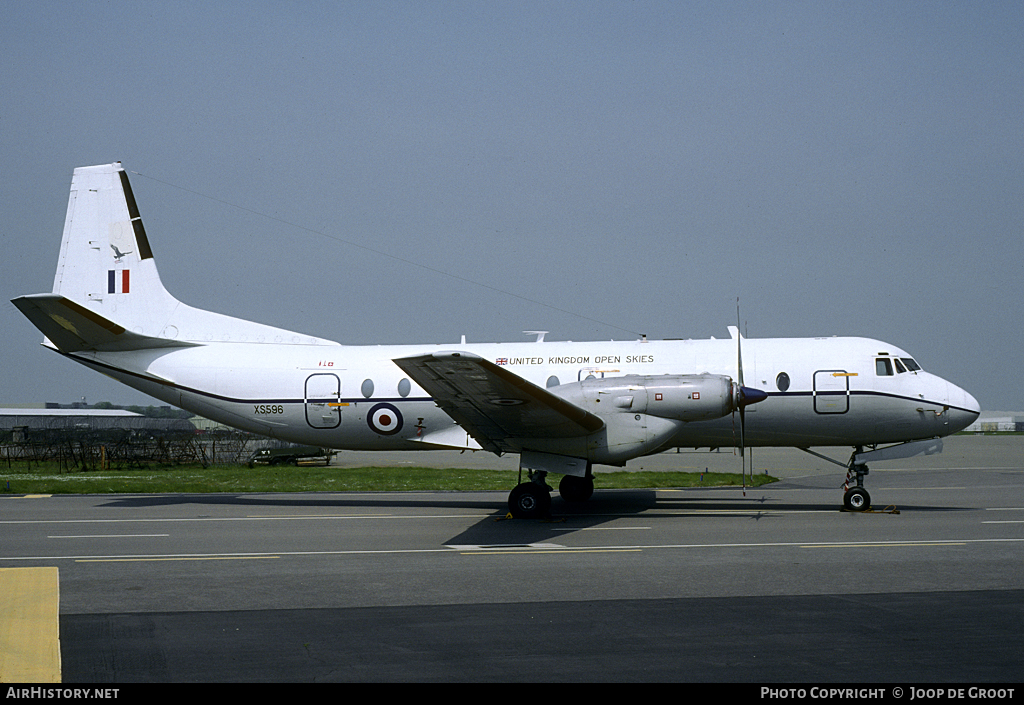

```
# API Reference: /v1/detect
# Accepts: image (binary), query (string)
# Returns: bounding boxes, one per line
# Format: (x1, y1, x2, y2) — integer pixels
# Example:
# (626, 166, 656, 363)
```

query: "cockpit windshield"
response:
(876, 356, 923, 375)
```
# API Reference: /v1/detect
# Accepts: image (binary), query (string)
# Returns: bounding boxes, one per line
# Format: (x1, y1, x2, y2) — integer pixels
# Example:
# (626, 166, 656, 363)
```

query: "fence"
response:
(0, 427, 285, 471)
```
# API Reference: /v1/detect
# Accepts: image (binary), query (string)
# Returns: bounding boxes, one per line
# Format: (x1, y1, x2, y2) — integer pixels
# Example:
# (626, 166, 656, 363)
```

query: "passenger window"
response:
(776, 372, 791, 392)
(876, 358, 893, 376)
(894, 358, 907, 374)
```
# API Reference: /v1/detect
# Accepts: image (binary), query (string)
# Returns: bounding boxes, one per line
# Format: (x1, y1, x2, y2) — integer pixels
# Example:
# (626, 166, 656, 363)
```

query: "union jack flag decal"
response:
(496, 358, 509, 366)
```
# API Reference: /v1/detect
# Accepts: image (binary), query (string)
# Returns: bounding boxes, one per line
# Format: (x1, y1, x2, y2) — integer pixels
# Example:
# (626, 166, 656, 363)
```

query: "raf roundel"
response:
(367, 402, 403, 435)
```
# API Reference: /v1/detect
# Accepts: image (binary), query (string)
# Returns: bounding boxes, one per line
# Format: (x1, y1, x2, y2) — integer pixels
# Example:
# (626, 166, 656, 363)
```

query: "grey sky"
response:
(2, 1, 1021, 411)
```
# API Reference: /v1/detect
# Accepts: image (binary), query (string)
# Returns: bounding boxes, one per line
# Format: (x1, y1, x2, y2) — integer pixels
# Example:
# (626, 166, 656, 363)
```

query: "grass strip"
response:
(0, 463, 776, 495)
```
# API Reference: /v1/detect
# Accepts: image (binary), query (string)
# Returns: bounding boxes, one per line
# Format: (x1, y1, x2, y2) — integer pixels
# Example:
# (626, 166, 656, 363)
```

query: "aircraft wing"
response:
(12, 294, 197, 352)
(392, 352, 604, 455)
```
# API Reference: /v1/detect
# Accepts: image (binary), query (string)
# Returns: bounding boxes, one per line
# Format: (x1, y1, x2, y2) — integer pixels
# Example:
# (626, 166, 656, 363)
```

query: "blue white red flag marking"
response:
(107, 269, 130, 294)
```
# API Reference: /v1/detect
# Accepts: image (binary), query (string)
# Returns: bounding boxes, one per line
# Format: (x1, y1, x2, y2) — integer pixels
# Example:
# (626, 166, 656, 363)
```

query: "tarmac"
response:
(1, 434, 1021, 682)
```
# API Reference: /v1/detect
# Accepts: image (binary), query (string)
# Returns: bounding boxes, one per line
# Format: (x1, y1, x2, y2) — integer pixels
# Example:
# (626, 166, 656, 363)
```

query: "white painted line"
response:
(48, 534, 170, 539)
(2, 537, 1022, 564)
(551, 526, 651, 531)
(0, 513, 494, 525)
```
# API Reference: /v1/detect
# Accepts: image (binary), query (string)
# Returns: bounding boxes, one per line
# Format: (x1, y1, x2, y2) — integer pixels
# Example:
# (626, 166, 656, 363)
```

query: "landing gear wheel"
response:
(508, 482, 551, 519)
(843, 486, 871, 512)
(558, 475, 594, 503)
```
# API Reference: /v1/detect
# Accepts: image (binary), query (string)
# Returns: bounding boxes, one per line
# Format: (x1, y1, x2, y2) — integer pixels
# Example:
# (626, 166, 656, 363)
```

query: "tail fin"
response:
(16, 163, 336, 350)
(48, 163, 181, 338)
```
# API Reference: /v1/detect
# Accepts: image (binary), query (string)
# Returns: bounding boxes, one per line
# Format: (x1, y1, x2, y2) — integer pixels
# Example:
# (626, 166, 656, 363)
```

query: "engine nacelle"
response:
(552, 373, 737, 422)
(525, 374, 757, 466)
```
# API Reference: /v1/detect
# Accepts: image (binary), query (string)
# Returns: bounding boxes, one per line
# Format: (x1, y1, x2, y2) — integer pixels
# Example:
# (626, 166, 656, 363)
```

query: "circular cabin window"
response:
(776, 372, 790, 392)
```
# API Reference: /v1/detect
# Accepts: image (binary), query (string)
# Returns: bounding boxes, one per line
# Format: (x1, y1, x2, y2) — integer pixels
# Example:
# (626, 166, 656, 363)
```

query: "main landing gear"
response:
(508, 477, 551, 519)
(507, 465, 595, 519)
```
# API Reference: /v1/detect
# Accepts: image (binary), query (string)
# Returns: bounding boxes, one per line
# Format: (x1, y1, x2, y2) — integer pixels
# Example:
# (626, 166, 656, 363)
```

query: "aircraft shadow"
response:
(95, 488, 970, 551)
(95, 492, 505, 512)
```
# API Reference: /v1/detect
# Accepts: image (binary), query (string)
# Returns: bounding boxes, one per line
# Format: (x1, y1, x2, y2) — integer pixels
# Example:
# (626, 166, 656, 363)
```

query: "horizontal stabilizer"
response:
(12, 294, 197, 352)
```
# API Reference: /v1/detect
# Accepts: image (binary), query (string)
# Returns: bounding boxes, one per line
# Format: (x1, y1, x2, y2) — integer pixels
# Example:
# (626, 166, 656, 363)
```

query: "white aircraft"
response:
(13, 163, 981, 517)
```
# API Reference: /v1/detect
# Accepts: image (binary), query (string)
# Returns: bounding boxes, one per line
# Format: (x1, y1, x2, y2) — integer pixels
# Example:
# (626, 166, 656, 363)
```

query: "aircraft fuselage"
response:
(65, 332, 978, 460)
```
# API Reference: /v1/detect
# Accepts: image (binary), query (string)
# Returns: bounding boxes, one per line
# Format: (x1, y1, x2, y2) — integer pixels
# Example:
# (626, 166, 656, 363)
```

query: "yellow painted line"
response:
(245, 514, 395, 518)
(0, 567, 61, 683)
(803, 542, 966, 549)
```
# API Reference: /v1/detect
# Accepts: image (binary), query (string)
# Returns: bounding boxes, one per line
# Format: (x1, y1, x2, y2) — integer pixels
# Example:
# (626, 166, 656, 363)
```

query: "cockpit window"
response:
(894, 358, 907, 374)
(901, 358, 921, 372)
(876, 358, 893, 376)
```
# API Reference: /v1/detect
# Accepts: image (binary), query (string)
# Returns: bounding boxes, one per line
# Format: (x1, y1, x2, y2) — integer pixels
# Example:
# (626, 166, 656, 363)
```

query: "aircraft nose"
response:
(964, 389, 981, 416)
(946, 382, 981, 433)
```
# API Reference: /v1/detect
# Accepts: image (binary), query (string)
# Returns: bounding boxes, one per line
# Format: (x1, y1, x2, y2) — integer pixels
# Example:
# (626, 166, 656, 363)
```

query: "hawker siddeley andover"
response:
(14, 163, 981, 517)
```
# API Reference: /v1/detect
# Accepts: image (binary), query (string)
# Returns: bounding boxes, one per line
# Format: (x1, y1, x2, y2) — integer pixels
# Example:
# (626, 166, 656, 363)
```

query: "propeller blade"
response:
(736, 300, 744, 388)
(736, 301, 746, 494)
(733, 301, 767, 491)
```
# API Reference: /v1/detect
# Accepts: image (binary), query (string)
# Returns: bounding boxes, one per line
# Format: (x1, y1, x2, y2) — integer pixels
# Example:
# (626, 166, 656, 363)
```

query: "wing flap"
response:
(393, 352, 603, 455)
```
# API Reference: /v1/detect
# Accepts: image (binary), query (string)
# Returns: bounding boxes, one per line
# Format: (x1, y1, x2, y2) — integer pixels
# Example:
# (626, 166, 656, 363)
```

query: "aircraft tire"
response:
(508, 483, 551, 519)
(558, 475, 594, 503)
(843, 487, 871, 512)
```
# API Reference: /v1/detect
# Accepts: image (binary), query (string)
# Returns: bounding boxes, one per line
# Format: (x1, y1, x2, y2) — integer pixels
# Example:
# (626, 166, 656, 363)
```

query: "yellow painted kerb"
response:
(0, 567, 61, 683)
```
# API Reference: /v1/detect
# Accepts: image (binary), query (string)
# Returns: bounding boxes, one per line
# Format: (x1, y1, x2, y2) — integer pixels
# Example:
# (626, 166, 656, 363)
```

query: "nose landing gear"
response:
(799, 445, 882, 512)
(843, 483, 871, 511)
(843, 453, 871, 512)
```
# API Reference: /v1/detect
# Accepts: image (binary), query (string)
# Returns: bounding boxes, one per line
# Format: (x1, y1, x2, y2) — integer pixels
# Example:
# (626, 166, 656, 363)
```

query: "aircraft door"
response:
(305, 373, 341, 428)
(813, 370, 850, 414)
